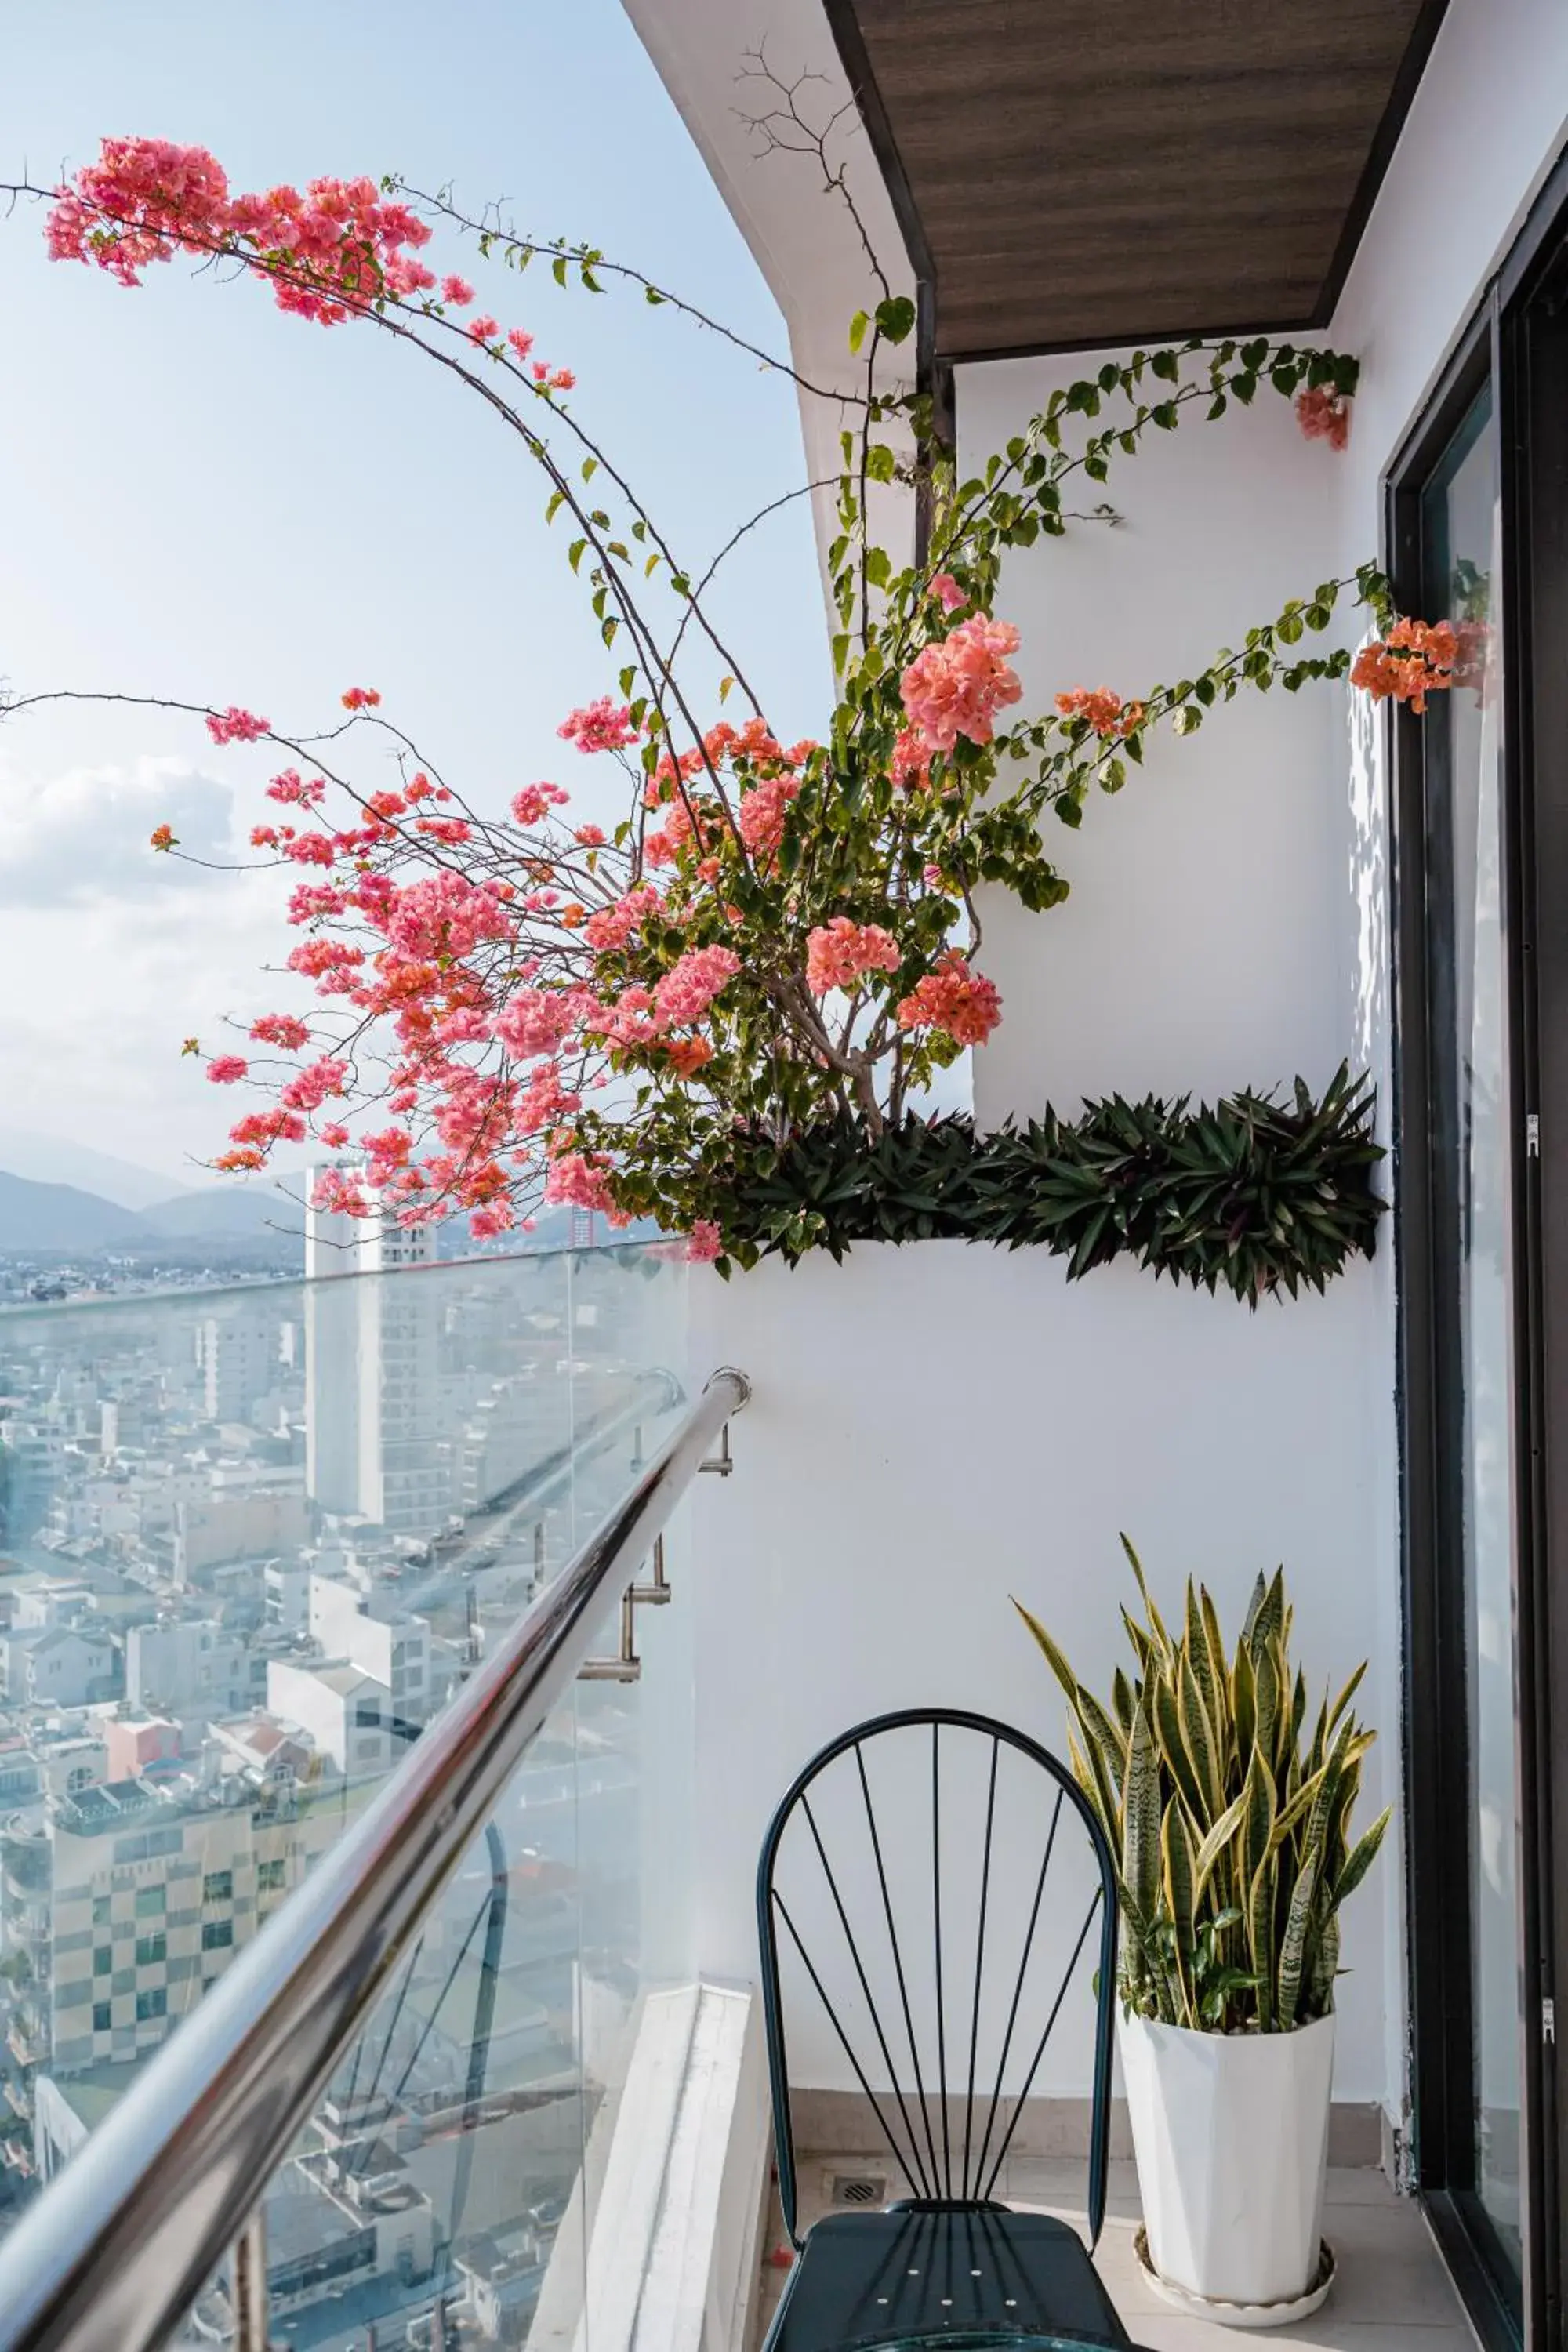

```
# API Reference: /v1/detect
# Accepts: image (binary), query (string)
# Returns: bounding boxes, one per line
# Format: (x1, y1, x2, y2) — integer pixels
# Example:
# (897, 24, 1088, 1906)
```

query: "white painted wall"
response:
(626, 0, 1568, 2128)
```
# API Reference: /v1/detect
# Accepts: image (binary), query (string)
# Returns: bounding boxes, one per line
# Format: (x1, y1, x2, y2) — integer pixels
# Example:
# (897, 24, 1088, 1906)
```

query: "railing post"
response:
(232, 2209, 274, 2352)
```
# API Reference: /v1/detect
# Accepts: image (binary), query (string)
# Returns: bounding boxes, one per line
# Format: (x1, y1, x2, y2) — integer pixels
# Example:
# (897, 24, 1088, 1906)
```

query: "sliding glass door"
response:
(1418, 387, 1524, 2284)
(1396, 180, 1568, 2352)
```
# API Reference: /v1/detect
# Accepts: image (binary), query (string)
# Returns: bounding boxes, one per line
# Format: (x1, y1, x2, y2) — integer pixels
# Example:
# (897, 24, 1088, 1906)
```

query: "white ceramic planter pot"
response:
(1120, 2009, 1334, 2309)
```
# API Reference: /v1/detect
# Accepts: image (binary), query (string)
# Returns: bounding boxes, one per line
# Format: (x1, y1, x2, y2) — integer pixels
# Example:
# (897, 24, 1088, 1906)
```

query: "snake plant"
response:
(1017, 1542, 1390, 2034)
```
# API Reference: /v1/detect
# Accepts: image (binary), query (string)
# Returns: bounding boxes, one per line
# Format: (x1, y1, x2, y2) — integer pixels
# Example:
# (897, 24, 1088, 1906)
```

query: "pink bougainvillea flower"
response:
(927, 572, 967, 612)
(150, 822, 176, 851)
(249, 1013, 312, 1050)
(890, 728, 932, 791)
(736, 773, 800, 858)
(506, 326, 535, 360)
(1054, 687, 1144, 739)
(206, 1054, 249, 1083)
(573, 822, 608, 847)
(899, 615, 1022, 753)
(805, 918, 901, 996)
(685, 1220, 723, 1262)
(466, 314, 500, 344)
(652, 945, 741, 1029)
(896, 951, 1002, 1047)
(206, 706, 270, 745)
(510, 781, 571, 826)
(1295, 384, 1352, 452)
(340, 685, 381, 710)
(441, 274, 474, 306)
(558, 698, 636, 753)
(1350, 616, 1457, 713)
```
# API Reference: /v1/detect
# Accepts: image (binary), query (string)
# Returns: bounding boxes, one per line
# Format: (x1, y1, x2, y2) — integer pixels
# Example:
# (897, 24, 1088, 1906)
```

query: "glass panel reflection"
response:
(1422, 387, 1522, 2277)
(0, 1241, 686, 2296)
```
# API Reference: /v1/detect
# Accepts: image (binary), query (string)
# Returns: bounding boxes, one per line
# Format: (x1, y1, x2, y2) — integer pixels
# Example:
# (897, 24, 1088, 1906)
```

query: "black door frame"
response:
(1391, 144, 1568, 2352)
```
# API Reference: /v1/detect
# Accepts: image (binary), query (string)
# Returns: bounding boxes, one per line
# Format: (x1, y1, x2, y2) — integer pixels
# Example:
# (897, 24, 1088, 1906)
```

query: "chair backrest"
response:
(757, 1708, 1119, 2249)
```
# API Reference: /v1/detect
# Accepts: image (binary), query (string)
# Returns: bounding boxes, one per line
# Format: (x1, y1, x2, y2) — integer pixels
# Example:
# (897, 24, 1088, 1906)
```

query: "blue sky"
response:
(0, 0, 828, 1185)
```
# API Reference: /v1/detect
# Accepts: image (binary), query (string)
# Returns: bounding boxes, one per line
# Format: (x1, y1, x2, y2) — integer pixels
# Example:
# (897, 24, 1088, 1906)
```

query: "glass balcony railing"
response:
(172, 1533, 696, 2352)
(0, 1244, 690, 2266)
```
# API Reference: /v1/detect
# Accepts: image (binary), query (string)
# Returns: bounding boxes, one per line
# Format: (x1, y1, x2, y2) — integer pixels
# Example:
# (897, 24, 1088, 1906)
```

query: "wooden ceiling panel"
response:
(829, 0, 1447, 355)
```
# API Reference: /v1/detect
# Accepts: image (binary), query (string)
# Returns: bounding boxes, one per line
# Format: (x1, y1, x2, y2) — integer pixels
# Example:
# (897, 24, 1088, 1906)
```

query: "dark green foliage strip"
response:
(702, 1064, 1385, 1302)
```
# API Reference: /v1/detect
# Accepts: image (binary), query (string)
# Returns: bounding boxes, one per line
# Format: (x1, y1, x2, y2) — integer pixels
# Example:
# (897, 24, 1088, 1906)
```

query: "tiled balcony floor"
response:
(757, 2154, 1477, 2351)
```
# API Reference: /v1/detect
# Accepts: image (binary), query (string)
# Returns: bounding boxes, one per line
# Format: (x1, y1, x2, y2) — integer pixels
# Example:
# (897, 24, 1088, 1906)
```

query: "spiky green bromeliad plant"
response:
(1017, 1548, 1391, 2034)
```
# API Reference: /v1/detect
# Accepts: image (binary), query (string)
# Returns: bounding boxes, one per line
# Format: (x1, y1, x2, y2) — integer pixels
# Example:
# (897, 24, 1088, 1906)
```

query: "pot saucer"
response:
(1132, 2228, 1335, 2329)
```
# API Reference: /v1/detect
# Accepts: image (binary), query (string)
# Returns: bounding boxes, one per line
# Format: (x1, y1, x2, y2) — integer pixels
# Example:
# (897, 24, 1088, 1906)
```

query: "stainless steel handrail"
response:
(0, 1366, 750, 2352)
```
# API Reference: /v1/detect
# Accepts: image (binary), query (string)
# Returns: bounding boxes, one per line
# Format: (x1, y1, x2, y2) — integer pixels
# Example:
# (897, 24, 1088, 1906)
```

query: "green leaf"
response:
(1276, 1854, 1317, 2030)
(1122, 1704, 1163, 1929)
(848, 309, 869, 355)
(875, 294, 917, 345)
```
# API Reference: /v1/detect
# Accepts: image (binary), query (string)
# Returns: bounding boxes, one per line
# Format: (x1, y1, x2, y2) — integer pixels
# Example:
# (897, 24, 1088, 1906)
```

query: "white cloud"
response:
(0, 755, 238, 906)
(0, 756, 309, 1171)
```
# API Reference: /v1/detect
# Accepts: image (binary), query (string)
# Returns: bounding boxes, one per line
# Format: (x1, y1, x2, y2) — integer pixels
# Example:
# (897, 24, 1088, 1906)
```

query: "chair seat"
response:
(764, 2207, 1133, 2352)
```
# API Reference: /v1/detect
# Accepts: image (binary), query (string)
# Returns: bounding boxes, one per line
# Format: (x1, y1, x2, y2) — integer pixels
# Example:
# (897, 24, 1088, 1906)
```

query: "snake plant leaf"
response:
(1012, 1599, 1082, 1714)
(1074, 1710, 1124, 1848)
(1287, 1666, 1308, 1765)
(1271, 1761, 1329, 1849)
(1192, 1791, 1247, 1896)
(1240, 1570, 1269, 1651)
(1333, 1806, 1392, 1909)
(1152, 1668, 1206, 1825)
(1185, 1581, 1218, 1735)
(1065, 1726, 1116, 1856)
(1247, 1849, 1277, 2032)
(1307, 1695, 1329, 1781)
(1119, 1604, 1155, 1675)
(1111, 1666, 1135, 1737)
(1122, 1702, 1163, 1930)
(1239, 1739, 1278, 1900)
(1253, 1638, 1280, 1778)
(1077, 1684, 1131, 1781)
(1178, 1650, 1225, 1823)
(1326, 1659, 1368, 1737)
(1310, 1909, 1341, 2011)
(1248, 1567, 1287, 1663)
(1232, 1639, 1256, 1773)
(1162, 1796, 1199, 2025)
(1200, 1588, 1231, 1746)
(1121, 1534, 1174, 1660)
(1277, 1854, 1318, 2031)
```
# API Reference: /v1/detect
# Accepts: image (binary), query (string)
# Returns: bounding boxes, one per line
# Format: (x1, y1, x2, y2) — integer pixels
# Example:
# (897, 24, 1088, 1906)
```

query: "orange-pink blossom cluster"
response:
(1054, 687, 1145, 739)
(1349, 617, 1459, 713)
(1295, 384, 1352, 452)
(805, 919, 900, 996)
(895, 952, 1003, 1047)
(898, 615, 1023, 754)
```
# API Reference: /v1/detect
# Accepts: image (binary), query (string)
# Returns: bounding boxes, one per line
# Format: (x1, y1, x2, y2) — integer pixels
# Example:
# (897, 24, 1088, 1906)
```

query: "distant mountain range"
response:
(0, 1167, 305, 1262)
(0, 1123, 198, 1210)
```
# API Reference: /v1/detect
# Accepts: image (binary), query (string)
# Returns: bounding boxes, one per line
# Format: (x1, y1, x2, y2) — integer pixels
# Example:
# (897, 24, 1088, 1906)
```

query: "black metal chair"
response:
(757, 1709, 1130, 2352)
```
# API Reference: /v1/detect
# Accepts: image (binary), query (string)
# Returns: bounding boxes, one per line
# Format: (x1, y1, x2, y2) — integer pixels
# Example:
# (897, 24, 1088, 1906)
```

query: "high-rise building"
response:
(303, 1176, 448, 1537)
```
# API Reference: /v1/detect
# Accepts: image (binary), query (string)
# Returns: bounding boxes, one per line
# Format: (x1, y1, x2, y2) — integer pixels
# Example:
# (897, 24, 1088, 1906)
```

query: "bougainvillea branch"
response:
(0, 130, 1420, 1272)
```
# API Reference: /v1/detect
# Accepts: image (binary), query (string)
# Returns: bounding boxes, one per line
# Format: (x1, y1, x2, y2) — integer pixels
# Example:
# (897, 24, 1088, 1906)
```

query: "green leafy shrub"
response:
(678, 1064, 1384, 1301)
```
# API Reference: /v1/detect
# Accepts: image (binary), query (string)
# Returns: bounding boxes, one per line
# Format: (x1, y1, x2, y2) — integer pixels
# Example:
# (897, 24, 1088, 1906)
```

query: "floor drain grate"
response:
(829, 2171, 889, 2208)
